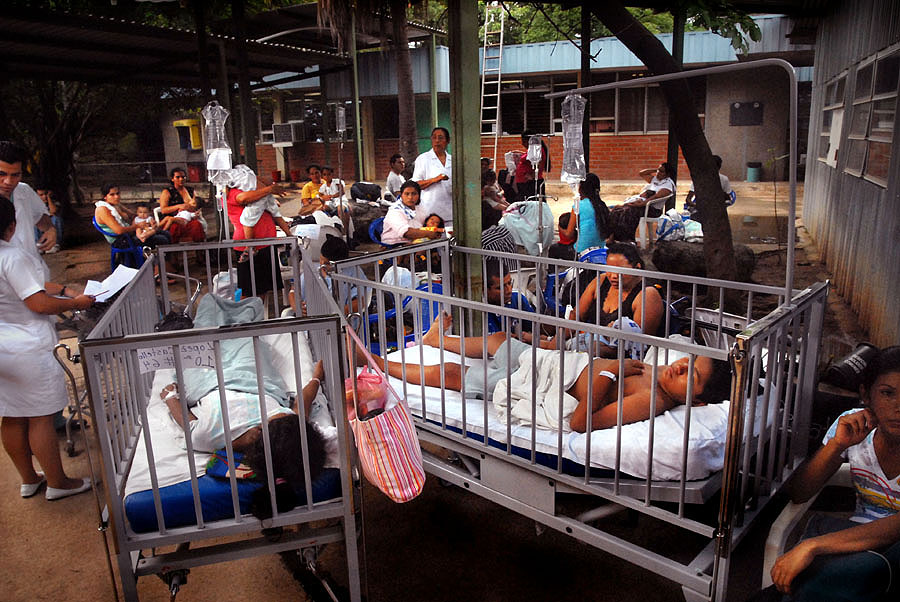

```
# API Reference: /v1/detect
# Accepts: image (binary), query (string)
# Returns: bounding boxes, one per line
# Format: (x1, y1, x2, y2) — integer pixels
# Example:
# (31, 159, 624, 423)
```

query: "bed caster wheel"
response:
(159, 569, 189, 601)
(438, 478, 454, 488)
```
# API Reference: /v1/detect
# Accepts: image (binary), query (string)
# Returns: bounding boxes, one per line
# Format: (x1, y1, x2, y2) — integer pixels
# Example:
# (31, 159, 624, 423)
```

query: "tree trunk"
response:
(590, 3, 738, 290)
(392, 0, 418, 167)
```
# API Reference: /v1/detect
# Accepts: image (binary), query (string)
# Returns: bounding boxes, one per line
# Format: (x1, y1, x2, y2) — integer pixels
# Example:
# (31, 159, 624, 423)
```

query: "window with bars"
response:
(499, 78, 551, 134)
(257, 97, 276, 143)
(844, 45, 898, 186)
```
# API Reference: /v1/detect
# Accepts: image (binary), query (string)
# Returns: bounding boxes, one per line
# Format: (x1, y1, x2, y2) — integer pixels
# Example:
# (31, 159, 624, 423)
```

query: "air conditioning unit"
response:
(272, 122, 304, 147)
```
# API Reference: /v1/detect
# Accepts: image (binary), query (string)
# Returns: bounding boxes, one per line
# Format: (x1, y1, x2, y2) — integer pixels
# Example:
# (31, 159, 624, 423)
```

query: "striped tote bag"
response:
(346, 328, 425, 503)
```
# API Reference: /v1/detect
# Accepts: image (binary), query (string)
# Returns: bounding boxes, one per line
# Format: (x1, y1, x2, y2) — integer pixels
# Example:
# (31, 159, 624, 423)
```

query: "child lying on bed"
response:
(363, 313, 731, 433)
(161, 360, 330, 519)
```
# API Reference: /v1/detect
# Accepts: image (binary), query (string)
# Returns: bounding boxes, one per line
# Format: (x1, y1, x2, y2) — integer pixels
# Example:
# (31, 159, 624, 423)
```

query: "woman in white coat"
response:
(0, 197, 95, 500)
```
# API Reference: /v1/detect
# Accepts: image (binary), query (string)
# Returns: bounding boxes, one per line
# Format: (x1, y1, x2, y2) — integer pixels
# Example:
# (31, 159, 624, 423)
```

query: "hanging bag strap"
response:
(345, 322, 407, 415)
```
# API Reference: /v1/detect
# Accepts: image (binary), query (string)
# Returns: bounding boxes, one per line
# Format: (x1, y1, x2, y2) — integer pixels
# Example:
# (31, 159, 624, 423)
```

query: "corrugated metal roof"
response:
(484, 15, 814, 76)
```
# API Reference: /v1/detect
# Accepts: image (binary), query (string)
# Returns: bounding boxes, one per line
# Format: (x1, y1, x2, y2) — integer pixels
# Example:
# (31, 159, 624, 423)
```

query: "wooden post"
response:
(351, 10, 363, 180)
(232, 0, 256, 170)
(581, 6, 591, 168)
(193, 0, 211, 104)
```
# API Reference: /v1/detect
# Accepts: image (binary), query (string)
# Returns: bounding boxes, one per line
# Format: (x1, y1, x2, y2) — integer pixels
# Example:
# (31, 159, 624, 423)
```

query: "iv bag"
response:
(202, 101, 232, 171)
(526, 135, 543, 164)
(335, 105, 346, 132)
(560, 94, 587, 184)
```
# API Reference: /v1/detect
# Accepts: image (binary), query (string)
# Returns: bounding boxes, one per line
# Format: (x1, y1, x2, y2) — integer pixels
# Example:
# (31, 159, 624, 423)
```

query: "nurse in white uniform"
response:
(0, 197, 95, 500)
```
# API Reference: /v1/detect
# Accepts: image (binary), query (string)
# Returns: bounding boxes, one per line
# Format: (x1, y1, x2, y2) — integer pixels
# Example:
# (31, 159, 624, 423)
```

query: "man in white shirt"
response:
(0, 141, 55, 281)
(384, 154, 406, 202)
(412, 127, 452, 226)
(684, 155, 733, 222)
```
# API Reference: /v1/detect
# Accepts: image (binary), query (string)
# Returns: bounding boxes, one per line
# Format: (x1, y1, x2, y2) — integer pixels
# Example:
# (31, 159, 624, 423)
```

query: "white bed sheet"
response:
(383, 342, 774, 481)
(124, 330, 335, 497)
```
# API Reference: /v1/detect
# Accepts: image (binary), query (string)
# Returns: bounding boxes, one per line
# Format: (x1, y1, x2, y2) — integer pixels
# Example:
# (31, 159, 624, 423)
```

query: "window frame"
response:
(843, 44, 899, 187)
(548, 71, 704, 136)
(818, 71, 847, 167)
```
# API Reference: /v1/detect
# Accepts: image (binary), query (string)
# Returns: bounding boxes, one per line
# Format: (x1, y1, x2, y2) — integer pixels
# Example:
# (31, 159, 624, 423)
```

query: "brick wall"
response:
(486, 134, 688, 180)
(373, 138, 400, 179)
(257, 133, 691, 184)
(256, 145, 278, 181)
(284, 144, 359, 181)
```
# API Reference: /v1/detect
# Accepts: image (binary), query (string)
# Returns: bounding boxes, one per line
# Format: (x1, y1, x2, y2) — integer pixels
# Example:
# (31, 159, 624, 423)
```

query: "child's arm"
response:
(786, 409, 874, 503)
(275, 216, 293, 236)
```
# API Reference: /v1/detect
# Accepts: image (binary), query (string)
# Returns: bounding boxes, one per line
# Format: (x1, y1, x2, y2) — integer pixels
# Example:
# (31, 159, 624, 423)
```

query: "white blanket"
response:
(124, 330, 336, 498)
(492, 347, 588, 432)
(382, 342, 772, 481)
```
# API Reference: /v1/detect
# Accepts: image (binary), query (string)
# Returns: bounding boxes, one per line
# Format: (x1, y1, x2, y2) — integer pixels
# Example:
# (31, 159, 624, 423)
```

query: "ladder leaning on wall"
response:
(480, 2, 505, 170)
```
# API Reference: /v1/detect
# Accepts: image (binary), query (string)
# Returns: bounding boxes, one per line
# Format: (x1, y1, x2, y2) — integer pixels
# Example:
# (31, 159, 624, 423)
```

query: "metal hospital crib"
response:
(78, 237, 362, 601)
(317, 240, 828, 602)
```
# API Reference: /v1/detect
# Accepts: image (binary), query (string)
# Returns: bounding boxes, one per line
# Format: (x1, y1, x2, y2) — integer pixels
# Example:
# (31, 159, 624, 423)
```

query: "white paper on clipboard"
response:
(83, 265, 139, 302)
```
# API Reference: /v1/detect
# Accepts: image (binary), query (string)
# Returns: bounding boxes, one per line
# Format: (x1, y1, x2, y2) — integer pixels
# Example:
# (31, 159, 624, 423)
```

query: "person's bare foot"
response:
(423, 311, 452, 347)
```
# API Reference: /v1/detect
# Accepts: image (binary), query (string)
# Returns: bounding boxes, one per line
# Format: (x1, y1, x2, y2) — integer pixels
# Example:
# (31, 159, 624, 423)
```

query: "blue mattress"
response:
(124, 468, 342, 533)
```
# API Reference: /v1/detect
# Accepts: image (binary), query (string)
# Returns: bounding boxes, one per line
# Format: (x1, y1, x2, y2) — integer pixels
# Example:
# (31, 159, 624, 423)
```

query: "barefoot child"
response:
(132, 203, 161, 243)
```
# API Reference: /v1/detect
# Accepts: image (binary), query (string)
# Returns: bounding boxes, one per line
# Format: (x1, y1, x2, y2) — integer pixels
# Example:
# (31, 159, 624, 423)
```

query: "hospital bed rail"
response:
(322, 241, 827, 602)
(79, 241, 362, 602)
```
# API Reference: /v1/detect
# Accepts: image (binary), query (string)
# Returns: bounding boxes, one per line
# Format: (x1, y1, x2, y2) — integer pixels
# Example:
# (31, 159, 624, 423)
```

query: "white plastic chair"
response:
(637, 193, 673, 248)
(760, 463, 854, 588)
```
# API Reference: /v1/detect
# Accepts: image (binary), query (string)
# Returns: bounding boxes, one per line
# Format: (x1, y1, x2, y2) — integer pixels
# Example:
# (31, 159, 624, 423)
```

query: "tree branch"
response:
(530, 3, 600, 58)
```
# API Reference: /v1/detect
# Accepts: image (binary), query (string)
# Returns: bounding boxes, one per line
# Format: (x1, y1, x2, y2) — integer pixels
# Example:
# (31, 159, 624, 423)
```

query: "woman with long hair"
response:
(560, 173, 609, 255)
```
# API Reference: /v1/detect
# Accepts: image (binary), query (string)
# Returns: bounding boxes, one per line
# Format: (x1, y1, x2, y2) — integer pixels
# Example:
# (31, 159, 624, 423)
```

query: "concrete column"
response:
(272, 93, 286, 178)
(447, 0, 480, 250)
(430, 34, 439, 129)
(351, 12, 364, 180)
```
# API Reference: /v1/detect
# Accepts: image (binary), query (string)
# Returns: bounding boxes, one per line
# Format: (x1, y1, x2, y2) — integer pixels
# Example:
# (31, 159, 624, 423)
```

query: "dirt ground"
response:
(0, 180, 869, 601)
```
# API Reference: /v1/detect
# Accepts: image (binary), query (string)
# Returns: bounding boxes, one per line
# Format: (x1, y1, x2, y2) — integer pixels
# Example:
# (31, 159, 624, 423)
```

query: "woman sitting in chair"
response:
(94, 184, 171, 252)
(609, 163, 675, 243)
(380, 180, 443, 246)
(566, 242, 665, 358)
(768, 346, 900, 601)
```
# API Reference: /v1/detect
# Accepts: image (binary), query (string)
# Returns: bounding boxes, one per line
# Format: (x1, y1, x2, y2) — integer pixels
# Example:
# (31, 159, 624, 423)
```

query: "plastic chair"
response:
(366, 281, 443, 355)
(368, 217, 385, 244)
(760, 464, 853, 588)
(541, 270, 570, 316)
(92, 217, 145, 272)
(578, 247, 608, 264)
(637, 193, 673, 249)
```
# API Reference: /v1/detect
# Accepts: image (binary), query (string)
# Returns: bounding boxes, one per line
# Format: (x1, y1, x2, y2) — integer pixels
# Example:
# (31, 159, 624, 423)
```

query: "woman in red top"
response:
(225, 166, 288, 296)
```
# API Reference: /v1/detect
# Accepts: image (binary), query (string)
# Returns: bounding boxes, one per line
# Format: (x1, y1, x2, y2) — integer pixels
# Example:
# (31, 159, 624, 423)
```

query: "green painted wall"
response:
(415, 97, 451, 154)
